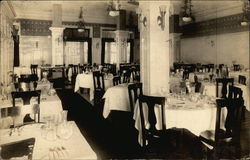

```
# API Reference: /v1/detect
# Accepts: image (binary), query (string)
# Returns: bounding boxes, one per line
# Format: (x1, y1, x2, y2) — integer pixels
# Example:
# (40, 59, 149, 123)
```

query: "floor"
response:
(55, 86, 250, 159)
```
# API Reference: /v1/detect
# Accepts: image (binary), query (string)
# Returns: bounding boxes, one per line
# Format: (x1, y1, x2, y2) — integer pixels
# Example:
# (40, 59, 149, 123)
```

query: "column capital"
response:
(49, 27, 65, 34)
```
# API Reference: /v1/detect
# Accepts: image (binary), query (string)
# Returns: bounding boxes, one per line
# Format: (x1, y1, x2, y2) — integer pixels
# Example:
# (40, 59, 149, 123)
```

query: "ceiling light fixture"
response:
(107, 0, 121, 17)
(240, 0, 250, 26)
(77, 7, 85, 32)
(181, 0, 194, 22)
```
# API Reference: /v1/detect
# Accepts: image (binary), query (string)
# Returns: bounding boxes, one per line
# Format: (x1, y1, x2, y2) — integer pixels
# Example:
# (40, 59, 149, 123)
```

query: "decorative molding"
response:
(181, 13, 249, 38)
(17, 19, 116, 36)
(20, 19, 52, 36)
(62, 21, 116, 28)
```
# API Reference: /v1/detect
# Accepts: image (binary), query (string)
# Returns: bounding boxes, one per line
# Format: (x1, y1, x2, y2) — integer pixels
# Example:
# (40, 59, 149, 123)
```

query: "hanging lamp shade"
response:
(77, 7, 85, 32)
(181, 0, 194, 22)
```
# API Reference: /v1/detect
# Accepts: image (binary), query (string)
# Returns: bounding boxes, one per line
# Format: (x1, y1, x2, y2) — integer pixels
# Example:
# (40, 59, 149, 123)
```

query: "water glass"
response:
(61, 110, 68, 124)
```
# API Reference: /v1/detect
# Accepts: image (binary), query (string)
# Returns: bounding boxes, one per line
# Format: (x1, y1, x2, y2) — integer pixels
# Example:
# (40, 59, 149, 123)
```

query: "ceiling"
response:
(11, 0, 243, 22)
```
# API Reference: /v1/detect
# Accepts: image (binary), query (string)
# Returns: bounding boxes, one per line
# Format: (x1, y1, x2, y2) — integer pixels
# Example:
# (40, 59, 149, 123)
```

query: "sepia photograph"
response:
(0, 0, 249, 159)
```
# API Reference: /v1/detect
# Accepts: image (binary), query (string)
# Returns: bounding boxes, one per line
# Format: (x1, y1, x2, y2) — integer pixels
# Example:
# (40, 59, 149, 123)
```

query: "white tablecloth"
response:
(74, 73, 113, 101)
(229, 71, 249, 85)
(133, 97, 227, 146)
(189, 72, 210, 82)
(102, 83, 131, 118)
(202, 82, 250, 111)
(14, 67, 41, 80)
(0, 121, 97, 160)
(0, 93, 63, 122)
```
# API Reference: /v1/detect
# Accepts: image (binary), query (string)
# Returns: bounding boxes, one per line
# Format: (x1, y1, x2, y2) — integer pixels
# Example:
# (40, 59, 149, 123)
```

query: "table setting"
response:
(0, 110, 97, 160)
(133, 90, 227, 146)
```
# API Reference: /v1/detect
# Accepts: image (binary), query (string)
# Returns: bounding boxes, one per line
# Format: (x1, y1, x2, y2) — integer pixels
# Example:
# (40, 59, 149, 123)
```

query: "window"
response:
(102, 39, 132, 64)
(64, 42, 89, 66)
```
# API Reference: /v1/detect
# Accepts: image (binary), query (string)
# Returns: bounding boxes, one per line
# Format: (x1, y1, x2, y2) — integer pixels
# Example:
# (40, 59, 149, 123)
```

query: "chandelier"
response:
(77, 7, 85, 32)
(107, 0, 121, 17)
(181, 0, 194, 22)
(241, 0, 250, 26)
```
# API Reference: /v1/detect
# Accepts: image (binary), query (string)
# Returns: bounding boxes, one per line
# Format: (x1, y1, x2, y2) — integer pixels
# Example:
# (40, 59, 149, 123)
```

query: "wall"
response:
(92, 38, 101, 64)
(0, 1, 15, 85)
(19, 36, 52, 66)
(181, 31, 249, 68)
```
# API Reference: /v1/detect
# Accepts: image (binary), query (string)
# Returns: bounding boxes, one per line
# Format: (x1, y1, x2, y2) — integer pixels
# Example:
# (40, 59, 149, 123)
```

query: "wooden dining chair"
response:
(233, 64, 241, 71)
(11, 90, 41, 107)
(238, 75, 246, 85)
(199, 97, 244, 159)
(215, 78, 234, 98)
(113, 76, 121, 86)
(123, 70, 132, 83)
(30, 64, 38, 81)
(128, 83, 143, 114)
(93, 71, 105, 105)
(182, 69, 189, 80)
(138, 95, 166, 148)
(1, 104, 40, 127)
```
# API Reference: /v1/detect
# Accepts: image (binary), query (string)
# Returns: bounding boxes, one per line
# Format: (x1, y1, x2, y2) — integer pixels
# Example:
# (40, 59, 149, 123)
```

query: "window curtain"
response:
(101, 38, 133, 64)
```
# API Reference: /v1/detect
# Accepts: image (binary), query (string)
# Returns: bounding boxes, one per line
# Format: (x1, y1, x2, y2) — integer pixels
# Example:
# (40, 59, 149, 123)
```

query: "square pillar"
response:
(139, 1, 171, 96)
(114, 30, 130, 71)
(49, 27, 64, 66)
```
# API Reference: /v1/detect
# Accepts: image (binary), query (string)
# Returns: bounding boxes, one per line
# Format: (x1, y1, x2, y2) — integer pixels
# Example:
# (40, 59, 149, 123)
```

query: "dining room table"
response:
(0, 82, 63, 122)
(201, 81, 250, 111)
(74, 72, 113, 101)
(133, 93, 227, 146)
(0, 121, 97, 160)
(229, 70, 249, 84)
(14, 66, 42, 80)
(102, 83, 132, 118)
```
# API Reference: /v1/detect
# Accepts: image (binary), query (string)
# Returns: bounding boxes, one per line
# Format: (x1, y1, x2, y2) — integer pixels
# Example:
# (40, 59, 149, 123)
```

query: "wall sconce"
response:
(157, 5, 166, 30)
(136, 8, 147, 28)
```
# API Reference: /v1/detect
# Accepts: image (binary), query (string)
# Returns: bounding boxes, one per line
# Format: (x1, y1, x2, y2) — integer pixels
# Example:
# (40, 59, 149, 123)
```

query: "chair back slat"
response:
(138, 95, 165, 147)
(93, 71, 105, 91)
(216, 78, 234, 98)
(123, 70, 132, 83)
(128, 83, 143, 113)
(113, 76, 121, 86)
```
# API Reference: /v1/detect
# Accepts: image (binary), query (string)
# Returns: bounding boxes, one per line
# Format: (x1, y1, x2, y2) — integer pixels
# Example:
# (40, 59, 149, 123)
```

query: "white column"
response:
(114, 30, 130, 71)
(49, 27, 64, 66)
(140, 1, 171, 96)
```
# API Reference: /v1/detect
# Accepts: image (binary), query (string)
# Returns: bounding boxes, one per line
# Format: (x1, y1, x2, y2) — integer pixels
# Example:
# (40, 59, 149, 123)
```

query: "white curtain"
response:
(105, 42, 130, 64)
(64, 42, 88, 66)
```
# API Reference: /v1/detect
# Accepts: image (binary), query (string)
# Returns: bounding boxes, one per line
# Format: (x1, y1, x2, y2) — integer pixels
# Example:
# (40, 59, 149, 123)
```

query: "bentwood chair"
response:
(215, 78, 234, 98)
(199, 96, 244, 159)
(238, 75, 246, 85)
(113, 76, 121, 86)
(138, 95, 166, 148)
(128, 83, 143, 114)
(11, 90, 41, 107)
